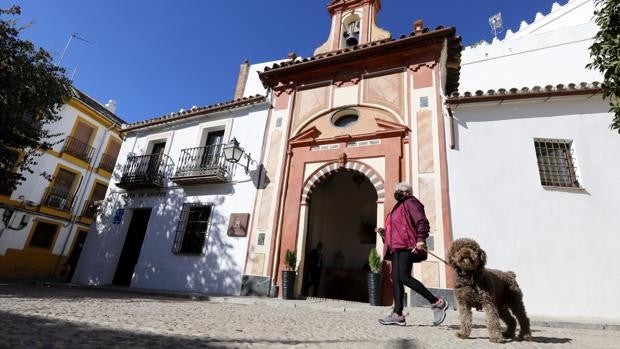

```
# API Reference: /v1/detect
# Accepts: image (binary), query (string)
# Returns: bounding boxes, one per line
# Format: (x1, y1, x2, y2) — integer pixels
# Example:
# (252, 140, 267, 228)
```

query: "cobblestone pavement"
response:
(0, 284, 618, 349)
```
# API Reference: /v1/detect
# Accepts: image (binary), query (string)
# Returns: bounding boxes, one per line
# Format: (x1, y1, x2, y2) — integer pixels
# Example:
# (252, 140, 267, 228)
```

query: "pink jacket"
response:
(383, 196, 430, 258)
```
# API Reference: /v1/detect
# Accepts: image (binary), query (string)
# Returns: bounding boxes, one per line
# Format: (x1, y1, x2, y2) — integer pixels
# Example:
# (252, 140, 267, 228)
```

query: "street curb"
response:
(3, 281, 619, 331)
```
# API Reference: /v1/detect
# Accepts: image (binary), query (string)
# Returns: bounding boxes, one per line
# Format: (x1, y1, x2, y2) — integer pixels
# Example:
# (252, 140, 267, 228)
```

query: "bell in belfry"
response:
(343, 20, 360, 47)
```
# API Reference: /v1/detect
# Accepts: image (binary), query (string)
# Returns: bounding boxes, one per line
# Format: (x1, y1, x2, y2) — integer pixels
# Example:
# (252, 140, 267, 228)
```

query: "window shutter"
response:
(54, 169, 76, 192)
(91, 183, 108, 201)
(73, 121, 94, 144)
(107, 140, 122, 158)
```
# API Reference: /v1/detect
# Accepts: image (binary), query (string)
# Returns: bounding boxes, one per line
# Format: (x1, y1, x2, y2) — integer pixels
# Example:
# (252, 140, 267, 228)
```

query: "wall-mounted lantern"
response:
(223, 137, 253, 174)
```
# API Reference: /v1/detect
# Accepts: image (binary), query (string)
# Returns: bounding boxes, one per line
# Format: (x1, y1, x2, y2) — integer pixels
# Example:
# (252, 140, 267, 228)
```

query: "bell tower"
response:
(314, 0, 390, 55)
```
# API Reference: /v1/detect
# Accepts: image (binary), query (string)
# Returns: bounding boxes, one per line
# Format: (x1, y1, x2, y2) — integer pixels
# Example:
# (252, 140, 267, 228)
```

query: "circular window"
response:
(331, 109, 359, 128)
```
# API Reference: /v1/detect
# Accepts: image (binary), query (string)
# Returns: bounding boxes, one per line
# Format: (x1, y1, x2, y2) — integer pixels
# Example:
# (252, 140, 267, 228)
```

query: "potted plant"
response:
(281, 249, 297, 300)
(367, 248, 382, 306)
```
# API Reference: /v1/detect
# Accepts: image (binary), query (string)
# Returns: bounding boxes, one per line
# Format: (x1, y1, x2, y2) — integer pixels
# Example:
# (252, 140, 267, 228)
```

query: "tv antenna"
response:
(57, 33, 92, 65)
(489, 12, 503, 39)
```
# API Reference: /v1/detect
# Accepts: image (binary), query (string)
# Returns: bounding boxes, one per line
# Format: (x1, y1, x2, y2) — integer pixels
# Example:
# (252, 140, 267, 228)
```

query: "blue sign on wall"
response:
(112, 208, 124, 224)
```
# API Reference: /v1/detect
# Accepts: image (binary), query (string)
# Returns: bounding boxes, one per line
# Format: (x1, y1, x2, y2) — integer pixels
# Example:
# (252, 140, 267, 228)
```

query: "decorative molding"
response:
(409, 61, 438, 72)
(334, 71, 362, 87)
(274, 81, 296, 97)
(338, 152, 348, 168)
(301, 160, 385, 203)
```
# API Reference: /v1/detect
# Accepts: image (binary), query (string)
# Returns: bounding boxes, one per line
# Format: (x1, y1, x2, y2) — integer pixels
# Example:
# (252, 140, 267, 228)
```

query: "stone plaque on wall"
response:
(227, 213, 250, 237)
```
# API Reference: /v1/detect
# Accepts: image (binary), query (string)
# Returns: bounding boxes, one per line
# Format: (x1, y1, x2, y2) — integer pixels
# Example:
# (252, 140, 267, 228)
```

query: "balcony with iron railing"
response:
(116, 153, 173, 190)
(171, 144, 236, 185)
(80, 199, 100, 219)
(62, 136, 96, 163)
(98, 153, 117, 173)
(42, 187, 75, 211)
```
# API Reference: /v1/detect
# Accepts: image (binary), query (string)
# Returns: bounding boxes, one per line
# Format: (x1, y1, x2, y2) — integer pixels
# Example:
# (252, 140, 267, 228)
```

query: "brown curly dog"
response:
(448, 238, 531, 343)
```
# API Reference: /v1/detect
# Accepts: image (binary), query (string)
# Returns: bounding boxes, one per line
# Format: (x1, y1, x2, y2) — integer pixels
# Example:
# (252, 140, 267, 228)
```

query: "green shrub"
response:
(285, 249, 296, 271)
(368, 248, 381, 273)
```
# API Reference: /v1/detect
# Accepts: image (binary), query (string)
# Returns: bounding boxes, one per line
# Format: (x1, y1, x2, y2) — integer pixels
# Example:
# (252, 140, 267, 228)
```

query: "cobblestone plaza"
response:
(1, 284, 618, 348)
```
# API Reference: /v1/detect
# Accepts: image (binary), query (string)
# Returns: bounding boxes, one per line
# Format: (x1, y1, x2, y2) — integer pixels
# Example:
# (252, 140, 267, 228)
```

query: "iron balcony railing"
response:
(173, 144, 236, 184)
(62, 136, 95, 163)
(98, 153, 117, 173)
(80, 199, 99, 219)
(42, 187, 75, 211)
(117, 153, 173, 189)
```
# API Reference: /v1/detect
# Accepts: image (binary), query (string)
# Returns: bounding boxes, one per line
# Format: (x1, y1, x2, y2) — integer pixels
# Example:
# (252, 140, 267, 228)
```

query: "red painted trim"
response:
(434, 66, 455, 289)
(407, 66, 414, 184)
(266, 90, 297, 284)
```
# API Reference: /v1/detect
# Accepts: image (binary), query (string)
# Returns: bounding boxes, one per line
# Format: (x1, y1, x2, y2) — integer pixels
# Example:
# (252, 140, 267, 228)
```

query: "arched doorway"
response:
(301, 169, 378, 302)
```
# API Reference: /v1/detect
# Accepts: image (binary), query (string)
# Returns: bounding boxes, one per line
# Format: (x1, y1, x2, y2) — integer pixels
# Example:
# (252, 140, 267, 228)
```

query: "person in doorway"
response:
(303, 242, 323, 297)
(376, 182, 449, 326)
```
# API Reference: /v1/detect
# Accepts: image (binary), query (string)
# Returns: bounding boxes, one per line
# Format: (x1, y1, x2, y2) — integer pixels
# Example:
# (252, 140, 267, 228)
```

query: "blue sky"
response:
(7, 0, 568, 123)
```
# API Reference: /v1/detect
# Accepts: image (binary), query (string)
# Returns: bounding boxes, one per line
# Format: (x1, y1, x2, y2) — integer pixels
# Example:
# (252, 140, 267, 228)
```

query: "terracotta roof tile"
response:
(447, 81, 603, 104)
(259, 26, 462, 94)
(122, 94, 266, 132)
(70, 87, 126, 125)
(261, 27, 455, 73)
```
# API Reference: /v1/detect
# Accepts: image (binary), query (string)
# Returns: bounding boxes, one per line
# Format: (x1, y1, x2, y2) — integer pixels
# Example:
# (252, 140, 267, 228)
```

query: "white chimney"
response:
(105, 99, 117, 113)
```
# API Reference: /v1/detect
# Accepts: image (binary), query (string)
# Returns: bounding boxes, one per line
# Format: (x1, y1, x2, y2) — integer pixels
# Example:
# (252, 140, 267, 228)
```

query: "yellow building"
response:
(0, 88, 125, 280)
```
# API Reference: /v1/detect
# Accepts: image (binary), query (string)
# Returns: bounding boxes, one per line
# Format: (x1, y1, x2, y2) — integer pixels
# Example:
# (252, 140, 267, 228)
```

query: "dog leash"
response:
(420, 247, 449, 266)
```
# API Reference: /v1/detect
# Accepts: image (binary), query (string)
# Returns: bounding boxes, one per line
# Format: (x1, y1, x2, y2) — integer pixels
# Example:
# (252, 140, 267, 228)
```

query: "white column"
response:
(294, 203, 310, 297)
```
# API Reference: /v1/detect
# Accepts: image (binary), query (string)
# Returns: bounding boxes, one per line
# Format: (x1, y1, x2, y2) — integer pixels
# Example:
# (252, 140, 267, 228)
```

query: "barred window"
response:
(172, 203, 213, 254)
(534, 138, 579, 188)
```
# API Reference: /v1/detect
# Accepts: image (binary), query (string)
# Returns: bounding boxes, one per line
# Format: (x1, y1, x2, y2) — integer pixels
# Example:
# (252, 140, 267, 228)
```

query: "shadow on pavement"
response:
(528, 336, 572, 344)
(0, 283, 195, 302)
(446, 325, 572, 344)
(0, 310, 418, 348)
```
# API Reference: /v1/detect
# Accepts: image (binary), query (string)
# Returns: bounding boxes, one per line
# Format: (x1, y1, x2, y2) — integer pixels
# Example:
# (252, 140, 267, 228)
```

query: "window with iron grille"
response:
(534, 138, 580, 188)
(172, 203, 213, 254)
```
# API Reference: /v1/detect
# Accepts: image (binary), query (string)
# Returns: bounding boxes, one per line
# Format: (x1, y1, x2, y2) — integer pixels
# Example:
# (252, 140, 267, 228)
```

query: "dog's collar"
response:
(454, 268, 478, 288)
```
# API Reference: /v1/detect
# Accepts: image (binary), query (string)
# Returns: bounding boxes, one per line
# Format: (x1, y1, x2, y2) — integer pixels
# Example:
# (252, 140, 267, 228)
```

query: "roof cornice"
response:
(259, 26, 461, 89)
(122, 95, 267, 133)
(447, 82, 602, 105)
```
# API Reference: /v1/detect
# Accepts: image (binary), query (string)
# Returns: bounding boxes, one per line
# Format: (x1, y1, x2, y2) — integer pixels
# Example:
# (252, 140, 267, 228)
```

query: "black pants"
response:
(391, 250, 438, 314)
(304, 269, 321, 297)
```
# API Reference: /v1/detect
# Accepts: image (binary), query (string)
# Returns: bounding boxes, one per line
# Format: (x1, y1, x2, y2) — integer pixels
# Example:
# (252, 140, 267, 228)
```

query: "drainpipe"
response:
(447, 106, 456, 150)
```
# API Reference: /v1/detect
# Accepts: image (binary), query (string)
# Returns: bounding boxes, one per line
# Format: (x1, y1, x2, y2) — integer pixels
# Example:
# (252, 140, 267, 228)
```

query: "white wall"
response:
(73, 102, 270, 295)
(459, 0, 600, 93)
(446, 96, 620, 320)
(242, 59, 284, 98)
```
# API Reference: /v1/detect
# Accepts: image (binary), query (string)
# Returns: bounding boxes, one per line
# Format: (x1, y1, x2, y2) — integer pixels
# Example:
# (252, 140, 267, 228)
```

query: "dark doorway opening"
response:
(113, 208, 152, 286)
(64, 229, 88, 282)
(303, 171, 377, 302)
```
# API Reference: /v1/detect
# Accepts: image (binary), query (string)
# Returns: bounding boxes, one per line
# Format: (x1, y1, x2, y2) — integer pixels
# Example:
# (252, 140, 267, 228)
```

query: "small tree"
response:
(587, 0, 620, 133)
(0, 6, 72, 191)
(368, 248, 381, 274)
(284, 249, 297, 271)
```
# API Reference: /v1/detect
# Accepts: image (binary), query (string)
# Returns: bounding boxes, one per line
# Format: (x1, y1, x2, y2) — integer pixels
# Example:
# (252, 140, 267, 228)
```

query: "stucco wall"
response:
(459, 0, 599, 93)
(73, 101, 269, 295)
(446, 97, 620, 319)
